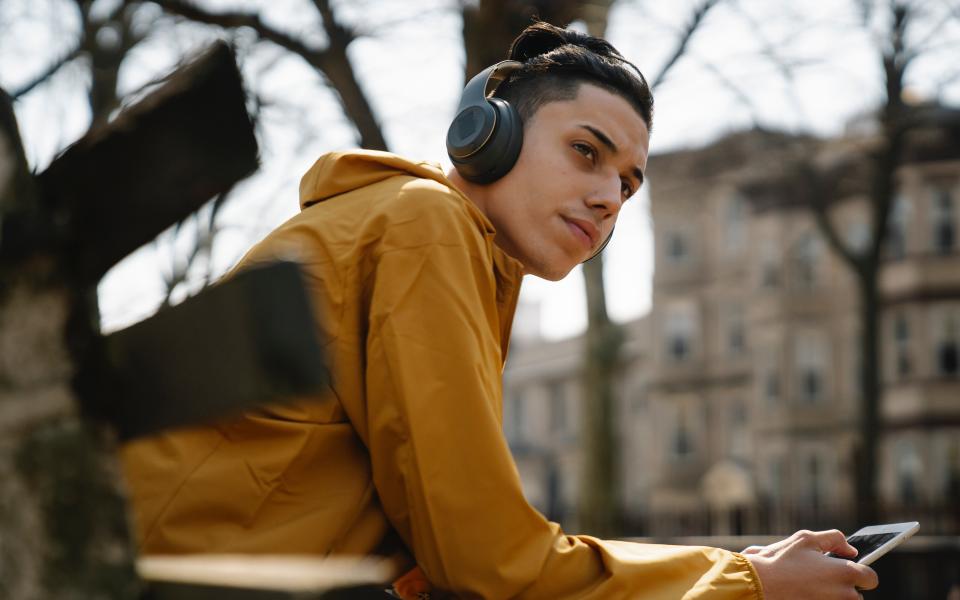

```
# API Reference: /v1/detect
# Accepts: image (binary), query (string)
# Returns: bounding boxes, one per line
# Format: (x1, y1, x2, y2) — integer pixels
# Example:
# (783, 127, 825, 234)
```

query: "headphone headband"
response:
(454, 60, 523, 116)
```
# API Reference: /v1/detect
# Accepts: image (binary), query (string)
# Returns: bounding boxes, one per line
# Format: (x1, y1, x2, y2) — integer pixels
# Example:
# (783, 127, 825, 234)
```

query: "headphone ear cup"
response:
(447, 103, 497, 161)
(449, 98, 523, 184)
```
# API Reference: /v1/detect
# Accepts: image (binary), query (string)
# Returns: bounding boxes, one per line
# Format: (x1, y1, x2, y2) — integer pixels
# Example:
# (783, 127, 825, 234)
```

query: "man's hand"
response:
(742, 529, 879, 600)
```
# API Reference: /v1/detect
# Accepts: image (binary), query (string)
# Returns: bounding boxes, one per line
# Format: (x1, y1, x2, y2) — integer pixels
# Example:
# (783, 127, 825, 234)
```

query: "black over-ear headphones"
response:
(446, 60, 613, 261)
(447, 60, 524, 184)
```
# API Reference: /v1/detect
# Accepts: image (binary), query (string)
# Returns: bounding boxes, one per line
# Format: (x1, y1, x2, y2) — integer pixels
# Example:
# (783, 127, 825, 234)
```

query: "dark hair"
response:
(496, 22, 653, 132)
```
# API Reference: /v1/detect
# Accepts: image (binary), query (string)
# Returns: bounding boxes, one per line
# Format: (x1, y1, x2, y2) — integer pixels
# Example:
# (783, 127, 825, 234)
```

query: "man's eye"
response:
(621, 181, 633, 198)
(574, 143, 596, 162)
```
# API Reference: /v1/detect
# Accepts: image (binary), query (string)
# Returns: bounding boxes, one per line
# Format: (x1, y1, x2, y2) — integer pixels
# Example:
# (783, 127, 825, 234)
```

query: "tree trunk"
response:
(578, 254, 623, 535)
(855, 268, 880, 526)
(0, 89, 140, 600)
(313, 42, 387, 151)
(461, 0, 582, 79)
(576, 1, 620, 537)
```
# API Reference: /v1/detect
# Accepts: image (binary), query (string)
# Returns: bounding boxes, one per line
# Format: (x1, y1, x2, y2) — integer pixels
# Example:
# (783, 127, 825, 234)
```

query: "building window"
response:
(765, 371, 780, 405)
(724, 194, 747, 254)
(727, 305, 746, 356)
(505, 388, 526, 444)
(673, 418, 692, 457)
(944, 438, 960, 498)
(791, 233, 821, 290)
(894, 439, 922, 505)
(894, 313, 911, 378)
(805, 454, 823, 512)
(759, 238, 780, 289)
(886, 195, 909, 259)
(670, 337, 689, 361)
(665, 305, 696, 363)
(934, 434, 960, 498)
(938, 313, 959, 376)
(671, 403, 696, 459)
(731, 401, 748, 425)
(931, 186, 955, 255)
(801, 369, 821, 402)
(666, 230, 690, 263)
(794, 332, 827, 404)
(549, 380, 567, 434)
(759, 347, 781, 406)
(729, 401, 749, 458)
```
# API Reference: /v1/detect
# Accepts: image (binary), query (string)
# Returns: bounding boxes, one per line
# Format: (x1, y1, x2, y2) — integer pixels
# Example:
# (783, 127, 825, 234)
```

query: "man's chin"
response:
(525, 262, 575, 282)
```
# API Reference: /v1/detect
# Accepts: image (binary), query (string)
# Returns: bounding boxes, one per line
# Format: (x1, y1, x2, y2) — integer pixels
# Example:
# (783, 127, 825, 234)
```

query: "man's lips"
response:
(564, 217, 599, 249)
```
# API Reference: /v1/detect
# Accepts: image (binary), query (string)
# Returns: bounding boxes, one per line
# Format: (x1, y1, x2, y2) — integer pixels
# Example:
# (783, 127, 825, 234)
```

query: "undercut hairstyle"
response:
(496, 21, 654, 133)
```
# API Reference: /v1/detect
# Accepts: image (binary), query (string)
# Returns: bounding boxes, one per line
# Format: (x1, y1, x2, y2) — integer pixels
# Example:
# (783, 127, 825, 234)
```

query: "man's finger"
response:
(850, 562, 879, 591)
(802, 529, 855, 556)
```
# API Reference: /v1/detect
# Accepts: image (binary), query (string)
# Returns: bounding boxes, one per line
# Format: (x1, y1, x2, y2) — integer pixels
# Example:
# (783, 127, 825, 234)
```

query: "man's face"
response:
(482, 83, 650, 280)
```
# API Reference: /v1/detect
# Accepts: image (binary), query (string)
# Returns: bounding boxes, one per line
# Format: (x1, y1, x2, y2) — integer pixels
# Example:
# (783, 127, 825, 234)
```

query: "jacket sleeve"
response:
(361, 220, 762, 599)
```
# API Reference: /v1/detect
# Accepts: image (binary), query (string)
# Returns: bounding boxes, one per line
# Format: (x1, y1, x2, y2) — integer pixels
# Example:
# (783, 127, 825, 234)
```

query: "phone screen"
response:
(845, 533, 897, 560)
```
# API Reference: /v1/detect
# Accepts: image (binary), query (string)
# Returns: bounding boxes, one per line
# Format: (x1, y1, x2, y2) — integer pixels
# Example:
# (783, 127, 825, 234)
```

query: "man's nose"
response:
(587, 178, 623, 218)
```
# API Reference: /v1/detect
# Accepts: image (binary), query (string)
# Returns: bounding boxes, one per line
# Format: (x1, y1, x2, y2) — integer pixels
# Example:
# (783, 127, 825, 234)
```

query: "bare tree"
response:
(730, 0, 960, 526)
(803, 1, 933, 526)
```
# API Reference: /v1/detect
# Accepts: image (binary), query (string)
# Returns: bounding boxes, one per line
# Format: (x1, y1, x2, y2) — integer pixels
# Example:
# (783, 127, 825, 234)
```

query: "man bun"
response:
(508, 21, 623, 64)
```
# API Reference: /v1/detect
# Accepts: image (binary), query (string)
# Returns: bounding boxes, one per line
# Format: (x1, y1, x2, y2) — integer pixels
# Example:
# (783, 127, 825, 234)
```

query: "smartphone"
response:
(827, 521, 919, 565)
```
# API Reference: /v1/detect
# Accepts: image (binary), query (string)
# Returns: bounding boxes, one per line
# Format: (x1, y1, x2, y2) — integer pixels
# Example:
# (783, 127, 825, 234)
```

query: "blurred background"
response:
(3, 0, 959, 597)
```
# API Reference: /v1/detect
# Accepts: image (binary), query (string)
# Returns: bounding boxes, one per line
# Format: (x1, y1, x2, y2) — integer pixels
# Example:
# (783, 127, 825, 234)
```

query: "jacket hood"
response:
(299, 150, 462, 210)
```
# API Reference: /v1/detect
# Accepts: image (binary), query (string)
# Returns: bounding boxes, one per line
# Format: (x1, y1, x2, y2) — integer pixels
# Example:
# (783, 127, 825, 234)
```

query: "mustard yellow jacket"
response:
(121, 151, 762, 599)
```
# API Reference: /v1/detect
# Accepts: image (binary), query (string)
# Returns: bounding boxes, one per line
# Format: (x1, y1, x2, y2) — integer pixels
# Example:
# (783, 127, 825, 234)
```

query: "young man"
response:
(122, 22, 878, 599)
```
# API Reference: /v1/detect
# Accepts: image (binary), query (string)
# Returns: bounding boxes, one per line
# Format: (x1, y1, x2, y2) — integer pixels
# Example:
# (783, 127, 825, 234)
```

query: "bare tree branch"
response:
(150, 0, 321, 59)
(935, 66, 960, 95)
(802, 161, 863, 271)
(697, 58, 763, 127)
(356, 5, 457, 37)
(160, 188, 230, 308)
(943, 0, 960, 22)
(867, 2, 910, 265)
(648, 0, 723, 89)
(150, 0, 388, 150)
(726, 0, 808, 120)
(909, 3, 954, 52)
(11, 42, 84, 100)
(310, 0, 355, 47)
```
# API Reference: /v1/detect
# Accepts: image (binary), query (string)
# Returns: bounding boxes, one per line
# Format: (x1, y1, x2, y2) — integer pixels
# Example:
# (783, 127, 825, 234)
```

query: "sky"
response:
(3, 0, 959, 339)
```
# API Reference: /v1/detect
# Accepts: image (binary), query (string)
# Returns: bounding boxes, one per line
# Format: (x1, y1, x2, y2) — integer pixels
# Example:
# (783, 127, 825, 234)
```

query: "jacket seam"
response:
(733, 552, 765, 600)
